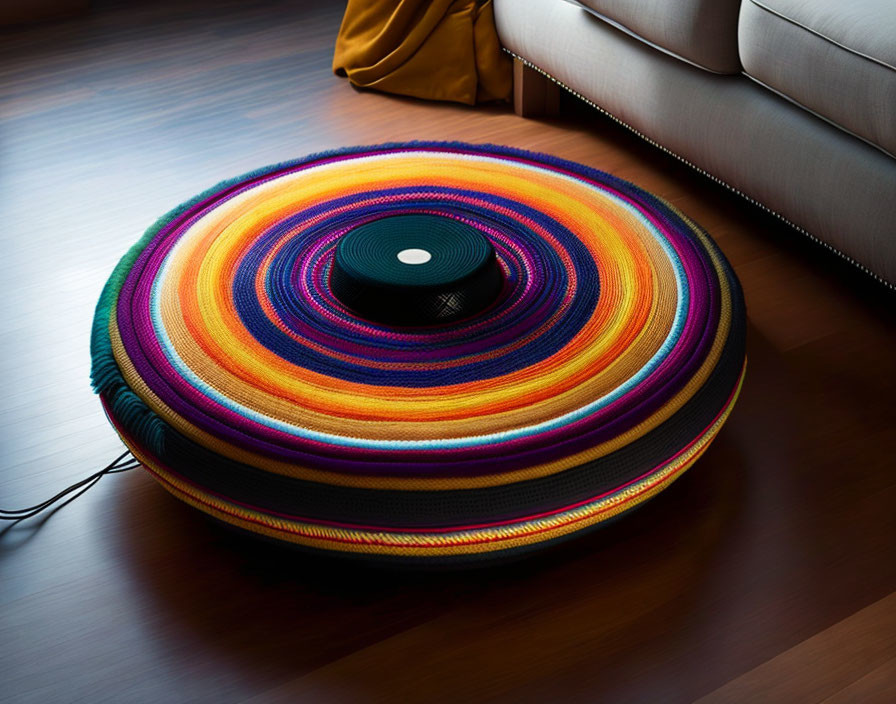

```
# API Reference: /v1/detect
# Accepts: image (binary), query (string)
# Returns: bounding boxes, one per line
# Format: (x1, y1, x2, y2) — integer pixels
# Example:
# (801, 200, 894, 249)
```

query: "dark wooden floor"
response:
(2, 2, 895, 702)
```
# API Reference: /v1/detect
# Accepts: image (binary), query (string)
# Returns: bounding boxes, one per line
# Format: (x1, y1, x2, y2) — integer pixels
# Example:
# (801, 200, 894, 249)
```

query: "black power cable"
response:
(1, 451, 138, 523)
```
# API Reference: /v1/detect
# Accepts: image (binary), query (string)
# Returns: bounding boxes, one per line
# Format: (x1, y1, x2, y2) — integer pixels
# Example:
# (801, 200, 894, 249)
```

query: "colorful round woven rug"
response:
(91, 142, 746, 562)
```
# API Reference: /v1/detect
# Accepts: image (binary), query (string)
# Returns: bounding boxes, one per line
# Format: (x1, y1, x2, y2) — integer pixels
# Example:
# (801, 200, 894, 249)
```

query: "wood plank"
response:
(696, 592, 896, 703)
(821, 658, 896, 704)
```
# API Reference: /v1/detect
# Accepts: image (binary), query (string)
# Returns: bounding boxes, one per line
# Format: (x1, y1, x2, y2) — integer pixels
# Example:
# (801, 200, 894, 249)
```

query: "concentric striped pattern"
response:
(91, 142, 746, 561)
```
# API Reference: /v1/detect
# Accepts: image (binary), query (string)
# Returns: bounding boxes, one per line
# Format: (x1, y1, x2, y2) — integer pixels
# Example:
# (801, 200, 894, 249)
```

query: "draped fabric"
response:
(333, 0, 511, 104)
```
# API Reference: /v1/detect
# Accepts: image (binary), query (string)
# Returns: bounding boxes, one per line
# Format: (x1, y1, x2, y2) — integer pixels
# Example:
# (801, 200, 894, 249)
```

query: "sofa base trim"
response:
(505, 49, 895, 292)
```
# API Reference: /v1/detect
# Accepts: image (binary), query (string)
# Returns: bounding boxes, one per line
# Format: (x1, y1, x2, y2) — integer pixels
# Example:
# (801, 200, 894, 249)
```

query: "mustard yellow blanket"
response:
(333, 0, 511, 105)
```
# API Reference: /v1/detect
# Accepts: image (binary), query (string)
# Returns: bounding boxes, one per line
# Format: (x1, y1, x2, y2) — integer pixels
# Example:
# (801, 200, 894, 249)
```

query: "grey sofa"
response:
(494, 0, 896, 287)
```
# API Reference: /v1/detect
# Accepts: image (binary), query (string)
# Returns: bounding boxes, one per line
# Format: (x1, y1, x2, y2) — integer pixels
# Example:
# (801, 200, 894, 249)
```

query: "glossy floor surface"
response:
(2, 2, 895, 702)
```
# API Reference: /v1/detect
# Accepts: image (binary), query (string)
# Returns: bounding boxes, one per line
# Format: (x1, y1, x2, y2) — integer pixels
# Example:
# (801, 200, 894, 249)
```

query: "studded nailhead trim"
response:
(505, 49, 895, 291)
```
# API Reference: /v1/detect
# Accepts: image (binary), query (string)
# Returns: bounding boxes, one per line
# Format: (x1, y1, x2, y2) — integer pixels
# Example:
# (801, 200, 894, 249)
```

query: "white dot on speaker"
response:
(397, 248, 432, 265)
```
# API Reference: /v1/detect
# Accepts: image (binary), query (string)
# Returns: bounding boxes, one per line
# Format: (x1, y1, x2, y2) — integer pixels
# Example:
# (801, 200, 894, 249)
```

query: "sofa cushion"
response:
(575, 0, 741, 74)
(495, 0, 896, 284)
(739, 0, 896, 158)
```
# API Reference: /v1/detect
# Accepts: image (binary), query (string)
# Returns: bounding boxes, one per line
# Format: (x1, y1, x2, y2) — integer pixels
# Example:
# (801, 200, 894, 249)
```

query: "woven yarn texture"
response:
(91, 142, 746, 562)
